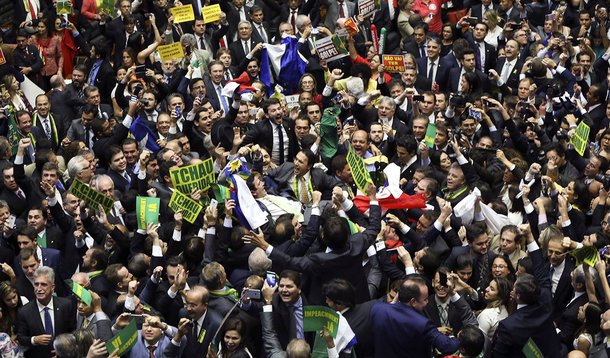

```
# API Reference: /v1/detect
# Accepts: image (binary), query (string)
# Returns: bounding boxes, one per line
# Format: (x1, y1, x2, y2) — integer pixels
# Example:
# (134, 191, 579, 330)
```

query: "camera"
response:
(449, 94, 466, 107)
(555, 130, 569, 140)
(332, 93, 343, 105)
(595, 174, 610, 191)
(140, 98, 149, 105)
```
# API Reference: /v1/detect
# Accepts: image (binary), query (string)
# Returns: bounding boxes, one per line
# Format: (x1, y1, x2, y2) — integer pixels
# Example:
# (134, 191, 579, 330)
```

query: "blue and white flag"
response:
(260, 36, 308, 95)
(129, 116, 160, 153)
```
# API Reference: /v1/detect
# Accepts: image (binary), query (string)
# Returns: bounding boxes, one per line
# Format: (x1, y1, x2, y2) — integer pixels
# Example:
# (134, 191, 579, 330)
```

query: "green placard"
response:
(106, 320, 138, 356)
(69, 179, 114, 213)
(136, 196, 160, 230)
(100, 0, 114, 15)
(168, 190, 203, 224)
(522, 337, 543, 358)
(570, 121, 590, 156)
(169, 158, 216, 194)
(568, 245, 598, 266)
(72, 282, 92, 306)
(346, 144, 372, 194)
(424, 122, 436, 148)
(303, 306, 339, 338)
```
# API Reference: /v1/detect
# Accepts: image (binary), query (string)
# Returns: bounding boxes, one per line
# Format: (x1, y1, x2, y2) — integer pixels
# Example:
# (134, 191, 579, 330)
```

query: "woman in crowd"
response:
(477, 277, 512, 340)
(36, 17, 63, 91)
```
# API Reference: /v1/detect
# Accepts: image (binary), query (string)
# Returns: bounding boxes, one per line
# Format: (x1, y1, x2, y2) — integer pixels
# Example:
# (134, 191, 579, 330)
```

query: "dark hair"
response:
(219, 318, 248, 352)
(88, 246, 108, 271)
(322, 279, 356, 308)
(491, 276, 513, 307)
(297, 149, 315, 168)
(398, 274, 427, 303)
(396, 135, 418, 154)
(458, 325, 485, 357)
(323, 215, 349, 250)
(331, 154, 348, 175)
(514, 273, 539, 304)
(279, 270, 301, 288)
(466, 222, 487, 243)
(263, 98, 281, 114)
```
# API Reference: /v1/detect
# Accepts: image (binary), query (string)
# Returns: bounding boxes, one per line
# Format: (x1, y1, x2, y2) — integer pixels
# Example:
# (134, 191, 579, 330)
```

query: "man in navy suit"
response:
(446, 48, 491, 94)
(370, 274, 459, 357)
(492, 224, 561, 357)
(14, 227, 61, 280)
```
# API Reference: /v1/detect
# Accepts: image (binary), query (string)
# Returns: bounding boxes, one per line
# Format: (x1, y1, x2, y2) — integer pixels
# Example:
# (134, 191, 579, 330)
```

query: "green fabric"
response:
(319, 106, 341, 158)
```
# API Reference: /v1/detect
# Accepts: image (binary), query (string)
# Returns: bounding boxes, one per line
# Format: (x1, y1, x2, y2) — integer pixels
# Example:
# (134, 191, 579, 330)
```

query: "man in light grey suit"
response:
(66, 104, 100, 149)
(76, 290, 113, 341)
(323, 0, 355, 31)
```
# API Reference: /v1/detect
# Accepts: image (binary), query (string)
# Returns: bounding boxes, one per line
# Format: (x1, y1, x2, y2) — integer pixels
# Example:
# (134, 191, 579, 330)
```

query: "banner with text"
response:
(170, 4, 195, 23)
(358, 0, 376, 18)
(303, 306, 339, 338)
(315, 35, 349, 63)
(169, 190, 203, 223)
(158, 42, 185, 62)
(202, 4, 222, 23)
(136, 196, 160, 230)
(570, 121, 590, 156)
(106, 320, 138, 356)
(382, 55, 406, 73)
(346, 144, 372, 193)
(69, 179, 114, 213)
(169, 158, 216, 194)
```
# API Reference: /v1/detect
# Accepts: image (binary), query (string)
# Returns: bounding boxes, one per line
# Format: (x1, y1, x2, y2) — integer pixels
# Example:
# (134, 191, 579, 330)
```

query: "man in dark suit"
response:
(211, 101, 253, 151)
(205, 61, 232, 115)
(492, 224, 562, 357)
(499, 0, 522, 23)
(86, 43, 115, 106)
(32, 94, 64, 151)
(248, 184, 380, 305)
(490, 39, 524, 96)
(250, 5, 273, 43)
(183, 107, 213, 160)
(84, 86, 113, 121)
(16, 248, 41, 301)
(556, 265, 589, 350)
(444, 222, 497, 295)
(371, 275, 459, 357)
(228, 21, 261, 67)
(17, 266, 76, 357)
(15, 227, 62, 280)
(12, 30, 43, 85)
(402, 23, 428, 60)
(47, 76, 74, 126)
(464, 23, 497, 73)
(225, 0, 251, 40)
(547, 235, 576, 321)
(101, 14, 140, 67)
(63, 65, 88, 120)
(471, 0, 499, 22)
(446, 48, 491, 94)
(76, 291, 113, 340)
(163, 285, 222, 357)
(416, 37, 446, 90)
(584, 84, 608, 140)
(241, 98, 299, 166)
(266, 149, 338, 201)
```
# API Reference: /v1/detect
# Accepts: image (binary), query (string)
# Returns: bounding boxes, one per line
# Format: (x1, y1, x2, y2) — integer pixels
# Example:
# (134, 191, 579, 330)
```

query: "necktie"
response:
(479, 44, 485, 70)
(38, 233, 47, 248)
(193, 320, 199, 337)
(438, 304, 449, 327)
(199, 36, 205, 51)
(16, 189, 25, 200)
(148, 345, 156, 358)
(299, 177, 310, 204)
(420, 45, 426, 58)
(43, 119, 51, 140)
(259, 25, 268, 42)
(27, 0, 37, 19)
(291, 11, 297, 34)
(44, 307, 54, 337)
(428, 62, 435, 81)
(219, 35, 227, 48)
(82, 317, 90, 328)
(477, 254, 489, 291)
(277, 125, 285, 164)
(217, 85, 229, 114)
(244, 41, 250, 55)
(85, 127, 91, 148)
(339, 1, 345, 17)
(123, 172, 131, 183)
(224, 69, 232, 81)
(500, 61, 511, 84)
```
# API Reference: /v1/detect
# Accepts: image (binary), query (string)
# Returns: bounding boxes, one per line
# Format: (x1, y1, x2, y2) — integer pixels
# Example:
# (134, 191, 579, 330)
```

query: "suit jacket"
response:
(229, 38, 261, 67)
(107, 169, 134, 195)
(66, 119, 88, 143)
(444, 246, 496, 292)
(261, 309, 289, 358)
(0, 189, 28, 219)
(241, 118, 299, 165)
(269, 205, 381, 304)
(76, 311, 113, 341)
(271, 293, 312, 349)
(17, 297, 76, 358)
(47, 89, 76, 125)
(251, 21, 273, 43)
(416, 57, 448, 89)
(204, 78, 231, 112)
(343, 300, 376, 358)
(32, 112, 64, 151)
(370, 301, 459, 358)
(464, 32, 497, 73)
(14, 248, 62, 280)
(447, 67, 491, 94)
(499, 6, 522, 23)
(323, 0, 355, 31)
(170, 309, 222, 357)
(494, 57, 524, 96)
(266, 164, 338, 200)
(402, 40, 427, 59)
(86, 60, 115, 105)
(471, 3, 500, 22)
(556, 292, 588, 347)
(129, 330, 177, 358)
(551, 257, 576, 320)
(492, 247, 561, 357)
(16, 275, 35, 301)
(424, 294, 478, 332)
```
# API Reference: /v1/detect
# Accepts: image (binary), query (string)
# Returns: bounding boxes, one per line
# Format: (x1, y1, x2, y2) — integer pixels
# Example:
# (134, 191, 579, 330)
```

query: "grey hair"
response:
(67, 155, 88, 179)
(34, 266, 55, 283)
(53, 333, 77, 358)
(295, 15, 310, 32)
(180, 33, 197, 47)
(379, 96, 396, 111)
(238, 20, 252, 29)
(0, 200, 8, 210)
(248, 248, 272, 275)
(94, 174, 113, 192)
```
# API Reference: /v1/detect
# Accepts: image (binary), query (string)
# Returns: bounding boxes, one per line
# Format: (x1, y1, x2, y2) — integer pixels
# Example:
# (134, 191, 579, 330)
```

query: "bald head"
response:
(286, 339, 311, 358)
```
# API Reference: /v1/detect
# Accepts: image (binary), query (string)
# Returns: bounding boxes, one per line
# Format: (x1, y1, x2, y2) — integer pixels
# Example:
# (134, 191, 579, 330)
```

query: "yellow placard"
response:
(346, 144, 373, 194)
(170, 4, 195, 23)
(168, 190, 203, 223)
(158, 42, 185, 62)
(169, 158, 216, 194)
(202, 4, 221, 23)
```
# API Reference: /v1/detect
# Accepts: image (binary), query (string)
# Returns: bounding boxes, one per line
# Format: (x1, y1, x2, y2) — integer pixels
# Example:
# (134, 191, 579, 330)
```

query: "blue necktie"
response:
(216, 85, 229, 114)
(44, 307, 54, 337)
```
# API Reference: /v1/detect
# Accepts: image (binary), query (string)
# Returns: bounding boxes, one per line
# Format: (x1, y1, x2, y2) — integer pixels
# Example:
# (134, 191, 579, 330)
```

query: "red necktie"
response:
(291, 11, 296, 34)
(339, 1, 345, 17)
(219, 35, 226, 48)
(27, 0, 37, 19)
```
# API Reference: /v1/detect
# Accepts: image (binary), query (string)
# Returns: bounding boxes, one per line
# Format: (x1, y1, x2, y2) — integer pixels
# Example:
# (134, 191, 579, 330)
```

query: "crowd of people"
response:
(0, 0, 609, 356)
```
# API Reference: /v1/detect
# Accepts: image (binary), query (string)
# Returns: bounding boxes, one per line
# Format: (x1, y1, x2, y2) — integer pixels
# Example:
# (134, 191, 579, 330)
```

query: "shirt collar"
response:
(37, 298, 54, 312)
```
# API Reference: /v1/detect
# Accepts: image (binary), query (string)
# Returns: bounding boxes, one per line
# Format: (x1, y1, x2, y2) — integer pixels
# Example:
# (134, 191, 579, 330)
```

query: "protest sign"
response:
(285, 95, 300, 109)
(315, 35, 349, 63)
(303, 306, 339, 338)
(106, 320, 138, 356)
(169, 190, 203, 223)
(568, 245, 598, 266)
(136, 196, 160, 230)
(69, 179, 114, 213)
(72, 282, 92, 306)
(358, 0, 376, 18)
(424, 123, 436, 148)
(100, 0, 113, 16)
(346, 144, 372, 193)
(382, 55, 406, 73)
(170, 158, 216, 193)
(158, 42, 185, 62)
(202, 4, 222, 23)
(522, 338, 543, 358)
(170, 4, 195, 23)
(343, 17, 359, 36)
(56, 0, 72, 15)
(570, 121, 590, 156)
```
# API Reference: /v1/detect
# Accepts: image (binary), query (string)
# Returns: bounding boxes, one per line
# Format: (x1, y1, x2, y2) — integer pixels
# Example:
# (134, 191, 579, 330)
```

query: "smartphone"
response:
(467, 16, 478, 24)
(413, 95, 425, 101)
(175, 106, 181, 117)
(209, 198, 218, 212)
(243, 289, 261, 300)
(130, 314, 145, 324)
(439, 271, 448, 287)
(266, 271, 277, 287)
(6, 215, 15, 229)
(135, 64, 146, 77)
(468, 108, 482, 120)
